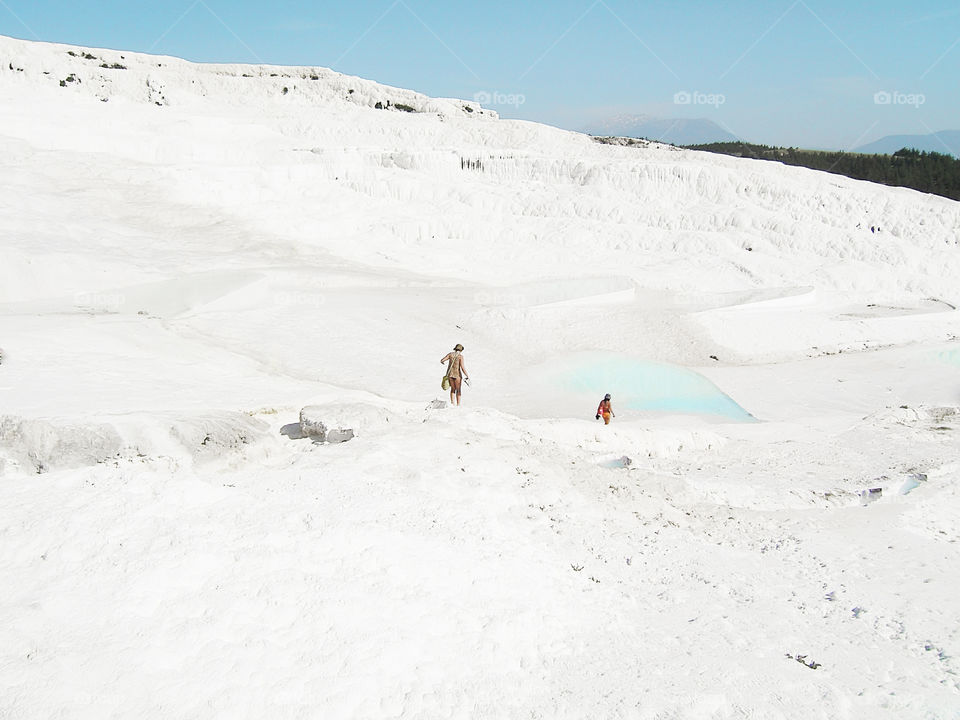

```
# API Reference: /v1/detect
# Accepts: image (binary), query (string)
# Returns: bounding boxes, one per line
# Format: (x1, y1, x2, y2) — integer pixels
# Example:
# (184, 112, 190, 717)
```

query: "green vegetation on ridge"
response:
(684, 142, 960, 201)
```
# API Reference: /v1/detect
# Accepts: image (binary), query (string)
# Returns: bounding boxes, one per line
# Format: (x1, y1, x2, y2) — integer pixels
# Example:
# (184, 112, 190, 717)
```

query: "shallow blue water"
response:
(938, 348, 960, 367)
(899, 473, 927, 495)
(899, 477, 922, 495)
(554, 354, 756, 422)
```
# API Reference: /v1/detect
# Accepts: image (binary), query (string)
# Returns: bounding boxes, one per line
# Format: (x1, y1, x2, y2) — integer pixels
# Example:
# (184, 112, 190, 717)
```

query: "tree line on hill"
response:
(683, 142, 960, 201)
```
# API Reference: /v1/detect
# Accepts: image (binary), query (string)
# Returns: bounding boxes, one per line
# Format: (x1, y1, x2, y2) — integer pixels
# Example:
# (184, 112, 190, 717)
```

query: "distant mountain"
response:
(854, 130, 960, 157)
(581, 113, 739, 145)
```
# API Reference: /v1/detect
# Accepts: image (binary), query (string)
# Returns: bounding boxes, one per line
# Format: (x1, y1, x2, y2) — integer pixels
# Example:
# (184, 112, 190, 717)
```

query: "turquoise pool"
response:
(937, 348, 960, 367)
(551, 353, 755, 422)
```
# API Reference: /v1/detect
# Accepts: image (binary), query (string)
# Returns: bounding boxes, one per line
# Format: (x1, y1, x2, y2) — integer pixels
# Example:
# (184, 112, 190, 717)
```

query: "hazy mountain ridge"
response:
(581, 113, 738, 145)
(855, 130, 960, 157)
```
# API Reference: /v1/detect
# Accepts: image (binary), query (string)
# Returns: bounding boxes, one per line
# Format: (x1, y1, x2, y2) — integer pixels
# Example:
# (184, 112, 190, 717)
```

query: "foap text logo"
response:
(874, 90, 925, 108)
(674, 90, 726, 108)
(74, 291, 126, 312)
(474, 291, 526, 308)
(473, 91, 526, 108)
(274, 291, 326, 308)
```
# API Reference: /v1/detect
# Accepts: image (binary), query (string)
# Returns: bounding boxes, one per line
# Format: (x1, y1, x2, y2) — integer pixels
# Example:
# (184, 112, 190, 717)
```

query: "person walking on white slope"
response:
(441, 344, 469, 406)
(596, 393, 615, 425)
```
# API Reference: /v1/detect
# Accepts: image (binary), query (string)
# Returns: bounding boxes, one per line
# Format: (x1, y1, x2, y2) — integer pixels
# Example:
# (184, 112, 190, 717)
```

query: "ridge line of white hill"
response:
(0, 33, 497, 118)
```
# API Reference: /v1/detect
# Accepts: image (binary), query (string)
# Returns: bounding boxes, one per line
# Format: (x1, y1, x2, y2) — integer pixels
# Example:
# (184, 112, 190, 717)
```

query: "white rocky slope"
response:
(1, 34, 959, 719)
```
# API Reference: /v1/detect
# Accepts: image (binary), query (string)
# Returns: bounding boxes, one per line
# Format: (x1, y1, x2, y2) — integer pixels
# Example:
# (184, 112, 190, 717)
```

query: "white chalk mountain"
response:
(1, 33, 959, 720)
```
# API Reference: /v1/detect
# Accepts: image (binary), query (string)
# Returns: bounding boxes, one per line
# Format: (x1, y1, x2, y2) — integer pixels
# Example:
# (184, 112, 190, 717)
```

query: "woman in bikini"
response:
(596, 393, 615, 424)
(440, 344, 470, 406)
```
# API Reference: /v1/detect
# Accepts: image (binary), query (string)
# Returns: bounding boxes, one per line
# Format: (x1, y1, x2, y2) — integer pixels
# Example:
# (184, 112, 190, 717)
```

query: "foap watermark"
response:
(472, 90, 526, 108)
(673, 90, 726, 108)
(74, 291, 125, 312)
(874, 90, 925, 108)
(73, 692, 125, 708)
(274, 291, 326, 308)
(474, 291, 527, 308)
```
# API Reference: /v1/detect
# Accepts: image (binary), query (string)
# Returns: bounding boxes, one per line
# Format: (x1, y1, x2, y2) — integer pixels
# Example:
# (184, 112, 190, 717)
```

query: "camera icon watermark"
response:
(472, 90, 526, 108)
(873, 90, 925, 107)
(673, 90, 726, 108)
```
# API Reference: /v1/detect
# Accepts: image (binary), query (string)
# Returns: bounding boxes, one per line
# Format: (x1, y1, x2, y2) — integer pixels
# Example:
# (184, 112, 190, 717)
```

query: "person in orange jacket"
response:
(596, 393, 615, 424)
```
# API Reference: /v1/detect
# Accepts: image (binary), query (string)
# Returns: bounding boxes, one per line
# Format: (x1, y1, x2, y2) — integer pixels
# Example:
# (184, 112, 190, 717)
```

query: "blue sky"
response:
(1, 0, 958, 149)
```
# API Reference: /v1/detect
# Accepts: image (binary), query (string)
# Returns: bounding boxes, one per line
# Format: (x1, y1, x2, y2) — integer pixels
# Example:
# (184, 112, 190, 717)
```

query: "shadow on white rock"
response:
(0, 415, 122, 474)
(165, 412, 269, 462)
(292, 403, 392, 444)
(0, 411, 268, 474)
(326, 428, 355, 443)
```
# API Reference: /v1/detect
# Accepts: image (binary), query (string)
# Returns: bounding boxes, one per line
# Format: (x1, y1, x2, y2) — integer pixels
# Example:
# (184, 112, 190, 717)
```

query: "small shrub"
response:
(374, 101, 384, 109)
(394, 103, 416, 112)
(100, 63, 127, 70)
(83, 52, 96, 60)
(464, 105, 474, 113)
(282, 86, 289, 95)
(67, 51, 77, 57)
(348, 88, 354, 94)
